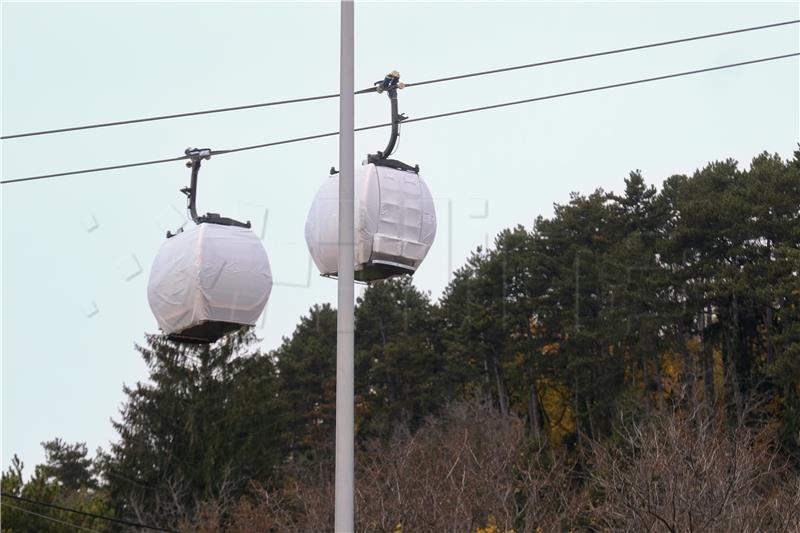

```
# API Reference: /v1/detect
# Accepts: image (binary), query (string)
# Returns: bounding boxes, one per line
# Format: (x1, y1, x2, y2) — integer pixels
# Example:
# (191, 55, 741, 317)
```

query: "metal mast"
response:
(335, 1, 355, 531)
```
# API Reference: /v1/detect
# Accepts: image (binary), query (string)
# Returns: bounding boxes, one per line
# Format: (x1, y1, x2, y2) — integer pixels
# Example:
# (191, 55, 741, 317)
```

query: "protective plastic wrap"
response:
(147, 223, 273, 337)
(305, 163, 436, 279)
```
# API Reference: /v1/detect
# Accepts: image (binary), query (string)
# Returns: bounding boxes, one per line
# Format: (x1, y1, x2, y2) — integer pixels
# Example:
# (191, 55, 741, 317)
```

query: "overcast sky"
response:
(2, 1, 798, 473)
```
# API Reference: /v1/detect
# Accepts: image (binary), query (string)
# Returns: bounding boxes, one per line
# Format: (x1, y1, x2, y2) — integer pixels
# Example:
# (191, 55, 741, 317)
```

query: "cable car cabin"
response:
(305, 71, 436, 282)
(305, 162, 436, 282)
(147, 149, 273, 344)
(148, 223, 273, 343)
(306, 71, 436, 283)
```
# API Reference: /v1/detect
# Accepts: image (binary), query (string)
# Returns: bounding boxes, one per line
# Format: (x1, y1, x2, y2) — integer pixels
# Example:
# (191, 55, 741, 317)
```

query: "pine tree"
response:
(355, 277, 445, 438)
(272, 304, 338, 460)
(106, 328, 285, 527)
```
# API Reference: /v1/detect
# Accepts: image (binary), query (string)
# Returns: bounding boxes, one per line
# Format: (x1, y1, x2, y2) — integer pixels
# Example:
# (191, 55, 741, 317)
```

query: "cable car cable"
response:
(400, 52, 800, 125)
(0, 88, 375, 141)
(2, 154, 190, 184)
(0, 492, 181, 533)
(401, 18, 800, 89)
(1, 19, 796, 141)
(1, 501, 104, 533)
(2, 51, 797, 185)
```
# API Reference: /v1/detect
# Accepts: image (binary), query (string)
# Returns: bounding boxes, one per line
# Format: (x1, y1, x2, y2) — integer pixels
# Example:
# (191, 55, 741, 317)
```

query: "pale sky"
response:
(2, 1, 798, 473)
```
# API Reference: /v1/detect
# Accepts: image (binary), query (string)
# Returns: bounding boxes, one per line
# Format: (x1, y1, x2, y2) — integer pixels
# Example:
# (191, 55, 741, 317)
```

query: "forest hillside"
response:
(3, 150, 800, 532)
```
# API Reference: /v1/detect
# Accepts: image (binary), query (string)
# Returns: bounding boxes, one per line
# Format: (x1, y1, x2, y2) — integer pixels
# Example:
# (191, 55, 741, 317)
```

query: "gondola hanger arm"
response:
(166, 147, 251, 238)
(368, 71, 418, 173)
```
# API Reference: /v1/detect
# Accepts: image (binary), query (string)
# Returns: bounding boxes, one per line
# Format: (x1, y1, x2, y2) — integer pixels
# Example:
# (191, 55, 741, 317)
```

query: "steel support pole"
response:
(335, 1, 355, 532)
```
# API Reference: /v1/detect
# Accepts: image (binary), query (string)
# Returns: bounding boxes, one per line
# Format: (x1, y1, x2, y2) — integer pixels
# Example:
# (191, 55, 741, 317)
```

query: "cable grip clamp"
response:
(374, 70, 405, 94)
(185, 147, 212, 167)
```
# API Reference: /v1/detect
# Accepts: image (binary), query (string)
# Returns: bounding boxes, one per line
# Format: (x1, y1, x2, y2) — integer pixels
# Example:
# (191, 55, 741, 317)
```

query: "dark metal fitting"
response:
(184, 147, 212, 162)
(375, 70, 401, 93)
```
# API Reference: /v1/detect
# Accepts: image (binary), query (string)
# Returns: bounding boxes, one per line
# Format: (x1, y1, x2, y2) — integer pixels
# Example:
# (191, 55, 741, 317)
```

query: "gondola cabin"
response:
(147, 149, 273, 344)
(305, 162, 436, 282)
(305, 71, 436, 282)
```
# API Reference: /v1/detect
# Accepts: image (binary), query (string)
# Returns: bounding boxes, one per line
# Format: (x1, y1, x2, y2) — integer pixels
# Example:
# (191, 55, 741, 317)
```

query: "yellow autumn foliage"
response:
(475, 515, 516, 533)
(538, 377, 576, 446)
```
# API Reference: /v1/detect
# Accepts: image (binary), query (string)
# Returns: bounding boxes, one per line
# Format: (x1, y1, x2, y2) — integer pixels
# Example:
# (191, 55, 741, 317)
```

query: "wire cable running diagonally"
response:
(0, 492, 180, 533)
(2, 502, 101, 533)
(1, 155, 190, 184)
(402, 19, 799, 88)
(1, 501, 104, 533)
(402, 52, 800, 124)
(1, 19, 797, 140)
(2, 51, 797, 185)
(0, 87, 377, 141)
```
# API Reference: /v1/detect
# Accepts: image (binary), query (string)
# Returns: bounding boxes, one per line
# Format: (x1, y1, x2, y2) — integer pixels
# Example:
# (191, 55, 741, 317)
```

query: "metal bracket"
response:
(166, 147, 250, 237)
(185, 147, 212, 167)
(374, 70, 405, 94)
(368, 71, 417, 171)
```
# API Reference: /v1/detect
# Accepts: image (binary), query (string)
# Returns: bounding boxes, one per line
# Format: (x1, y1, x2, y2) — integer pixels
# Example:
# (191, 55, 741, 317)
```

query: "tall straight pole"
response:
(335, 1, 355, 532)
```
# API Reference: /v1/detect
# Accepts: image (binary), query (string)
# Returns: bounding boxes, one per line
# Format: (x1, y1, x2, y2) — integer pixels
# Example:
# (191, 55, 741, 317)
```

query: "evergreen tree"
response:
(39, 439, 97, 491)
(1, 445, 111, 532)
(355, 277, 445, 438)
(106, 328, 285, 527)
(272, 304, 338, 460)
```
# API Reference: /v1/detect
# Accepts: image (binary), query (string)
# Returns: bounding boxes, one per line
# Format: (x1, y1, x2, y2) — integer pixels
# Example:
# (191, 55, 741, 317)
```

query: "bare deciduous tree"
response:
(226, 401, 582, 533)
(199, 400, 800, 533)
(587, 405, 800, 532)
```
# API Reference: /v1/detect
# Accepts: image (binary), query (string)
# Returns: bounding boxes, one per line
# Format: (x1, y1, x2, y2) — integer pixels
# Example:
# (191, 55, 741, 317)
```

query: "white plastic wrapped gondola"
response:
(305, 70, 436, 282)
(147, 149, 273, 343)
(305, 162, 436, 281)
